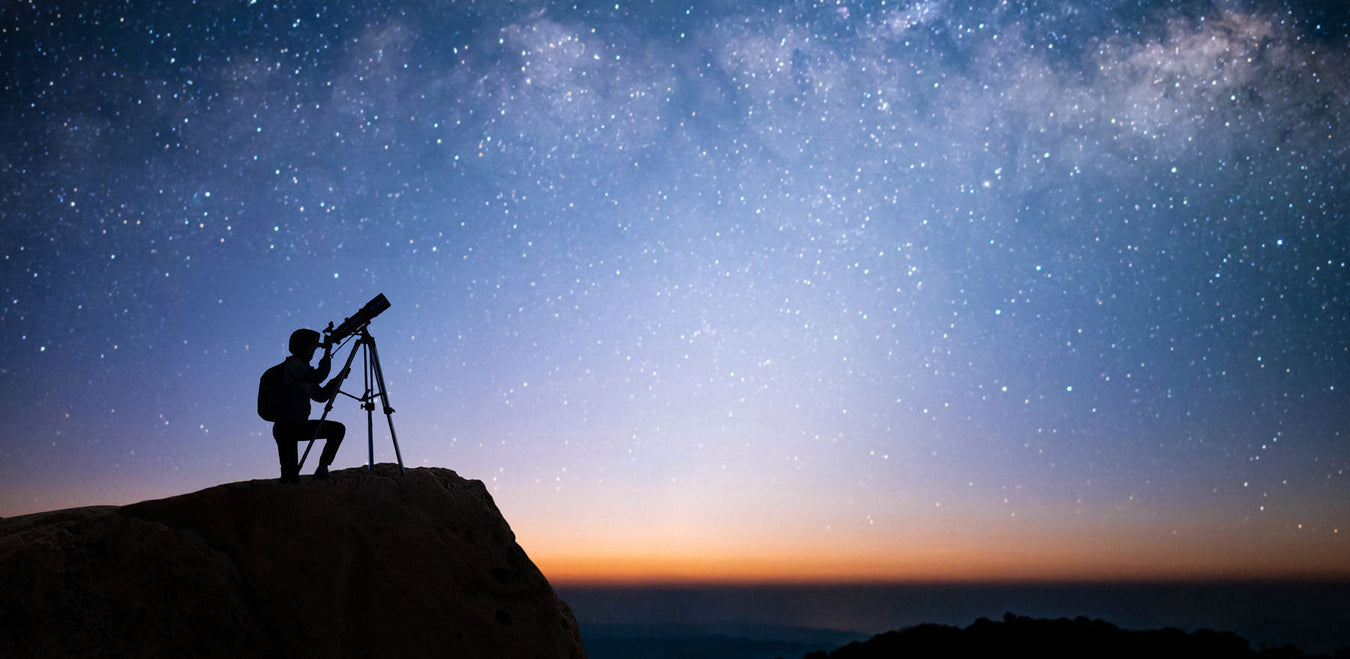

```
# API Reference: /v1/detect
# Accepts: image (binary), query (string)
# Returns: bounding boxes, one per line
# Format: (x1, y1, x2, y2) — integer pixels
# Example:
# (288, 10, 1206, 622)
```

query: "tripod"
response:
(298, 326, 405, 474)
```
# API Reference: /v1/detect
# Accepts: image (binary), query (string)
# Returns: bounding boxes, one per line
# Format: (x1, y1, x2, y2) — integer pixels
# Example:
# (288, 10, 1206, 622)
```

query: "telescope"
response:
(323, 293, 390, 348)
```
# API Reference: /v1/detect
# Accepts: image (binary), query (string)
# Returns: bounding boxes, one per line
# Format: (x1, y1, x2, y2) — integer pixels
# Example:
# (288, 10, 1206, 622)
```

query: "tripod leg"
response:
(298, 341, 361, 472)
(297, 418, 330, 472)
(297, 418, 323, 471)
(363, 339, 374, 471)
(366, 338, 405, 474)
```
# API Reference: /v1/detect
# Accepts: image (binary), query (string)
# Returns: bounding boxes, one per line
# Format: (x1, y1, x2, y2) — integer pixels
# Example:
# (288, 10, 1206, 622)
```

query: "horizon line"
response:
(547, 573, 1350, 589)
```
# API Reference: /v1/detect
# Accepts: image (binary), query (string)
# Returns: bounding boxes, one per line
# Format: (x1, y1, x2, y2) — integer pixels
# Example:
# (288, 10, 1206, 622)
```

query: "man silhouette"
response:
(270, 328, 349, 483)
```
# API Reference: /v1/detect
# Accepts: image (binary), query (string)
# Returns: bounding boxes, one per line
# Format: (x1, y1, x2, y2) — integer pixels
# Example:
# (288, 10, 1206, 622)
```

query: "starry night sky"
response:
(2, 0, 1348, 583)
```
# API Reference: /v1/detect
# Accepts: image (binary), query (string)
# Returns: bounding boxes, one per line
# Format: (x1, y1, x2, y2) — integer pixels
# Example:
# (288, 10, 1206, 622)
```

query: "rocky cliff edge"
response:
(0, 465, 586, 658)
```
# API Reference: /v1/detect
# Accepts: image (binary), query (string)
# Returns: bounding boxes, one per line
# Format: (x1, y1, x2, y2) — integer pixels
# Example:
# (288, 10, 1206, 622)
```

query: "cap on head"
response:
(289, 328, 321, 356)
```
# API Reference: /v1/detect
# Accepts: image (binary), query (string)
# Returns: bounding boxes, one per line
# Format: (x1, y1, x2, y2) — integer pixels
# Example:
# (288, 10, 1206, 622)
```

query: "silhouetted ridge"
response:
(806, 612, 1325, 659)
(0, 465, 585, 658)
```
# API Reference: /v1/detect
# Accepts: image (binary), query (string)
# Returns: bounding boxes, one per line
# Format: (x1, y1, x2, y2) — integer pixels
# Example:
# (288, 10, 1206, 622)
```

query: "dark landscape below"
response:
(562, 582, 1350, 659)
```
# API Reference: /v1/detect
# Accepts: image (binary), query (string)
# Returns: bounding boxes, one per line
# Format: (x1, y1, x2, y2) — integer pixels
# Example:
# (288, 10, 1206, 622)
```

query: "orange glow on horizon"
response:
(525, 518, 1350, 587)
(533, 544, 1350, 587)
(501, 474, 1350, 589)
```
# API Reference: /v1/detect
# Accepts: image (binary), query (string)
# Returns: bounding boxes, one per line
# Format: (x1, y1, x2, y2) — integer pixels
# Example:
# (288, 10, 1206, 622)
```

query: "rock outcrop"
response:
(0, 465, 586, 658)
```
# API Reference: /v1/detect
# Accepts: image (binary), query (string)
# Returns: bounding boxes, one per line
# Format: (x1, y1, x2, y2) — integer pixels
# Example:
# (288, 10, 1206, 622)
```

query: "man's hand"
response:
(314, 347, 334, 381)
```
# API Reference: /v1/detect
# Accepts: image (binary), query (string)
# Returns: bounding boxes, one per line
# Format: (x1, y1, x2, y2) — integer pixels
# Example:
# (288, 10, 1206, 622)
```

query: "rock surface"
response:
(0, 465, 586, 658)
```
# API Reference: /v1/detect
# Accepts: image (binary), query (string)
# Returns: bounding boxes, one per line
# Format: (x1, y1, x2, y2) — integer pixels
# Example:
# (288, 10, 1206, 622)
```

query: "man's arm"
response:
(312, 365, 351, 403)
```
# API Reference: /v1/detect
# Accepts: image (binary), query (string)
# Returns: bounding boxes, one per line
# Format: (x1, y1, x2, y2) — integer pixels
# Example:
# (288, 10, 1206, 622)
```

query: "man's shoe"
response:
(314, 464, 330, 480)
(280, 472, 301, 485)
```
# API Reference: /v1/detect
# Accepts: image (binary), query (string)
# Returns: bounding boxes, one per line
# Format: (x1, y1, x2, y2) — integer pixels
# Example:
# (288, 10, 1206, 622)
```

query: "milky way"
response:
(2, 0, 1347, 580)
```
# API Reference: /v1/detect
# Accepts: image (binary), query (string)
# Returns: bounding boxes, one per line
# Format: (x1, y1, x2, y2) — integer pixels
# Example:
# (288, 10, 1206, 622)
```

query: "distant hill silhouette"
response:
(807, 612, 1332, 659)
(0, 465, 585, 658)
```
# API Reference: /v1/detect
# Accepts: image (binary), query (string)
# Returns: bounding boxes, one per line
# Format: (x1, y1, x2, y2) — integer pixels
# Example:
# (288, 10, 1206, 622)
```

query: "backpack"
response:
(257, 362, 286, 422)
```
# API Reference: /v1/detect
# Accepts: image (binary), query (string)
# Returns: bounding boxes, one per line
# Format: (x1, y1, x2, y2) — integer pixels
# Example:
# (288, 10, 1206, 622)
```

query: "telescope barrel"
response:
(327, 293, 390, 345)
